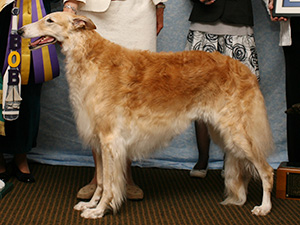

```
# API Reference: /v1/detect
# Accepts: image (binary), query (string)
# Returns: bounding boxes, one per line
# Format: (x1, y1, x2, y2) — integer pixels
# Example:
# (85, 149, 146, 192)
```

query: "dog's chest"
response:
(66, 77, 95, 143)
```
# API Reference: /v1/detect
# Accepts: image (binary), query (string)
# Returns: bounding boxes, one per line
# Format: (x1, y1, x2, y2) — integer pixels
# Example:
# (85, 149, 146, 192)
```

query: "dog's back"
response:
(64, 32, 267, 152)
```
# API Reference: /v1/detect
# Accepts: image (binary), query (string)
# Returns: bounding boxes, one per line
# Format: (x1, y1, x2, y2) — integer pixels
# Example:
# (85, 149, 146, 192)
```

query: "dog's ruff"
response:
(18, 12, 274, 218)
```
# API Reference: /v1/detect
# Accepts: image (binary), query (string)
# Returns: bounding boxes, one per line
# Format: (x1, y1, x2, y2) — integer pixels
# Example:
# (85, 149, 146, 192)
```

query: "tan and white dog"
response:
(18, 12, 274, 219)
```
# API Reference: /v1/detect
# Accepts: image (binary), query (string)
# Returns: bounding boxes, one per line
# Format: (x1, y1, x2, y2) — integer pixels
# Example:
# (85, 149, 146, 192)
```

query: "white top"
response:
(65, 0, 167, 52)
(63, 0, 167, 12)
(262, 0, 291, 46)
(190, 21, 254, 36)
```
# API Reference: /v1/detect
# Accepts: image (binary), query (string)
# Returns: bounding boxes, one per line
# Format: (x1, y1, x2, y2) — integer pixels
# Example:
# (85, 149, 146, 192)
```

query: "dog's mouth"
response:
(29, 36, 57, 50)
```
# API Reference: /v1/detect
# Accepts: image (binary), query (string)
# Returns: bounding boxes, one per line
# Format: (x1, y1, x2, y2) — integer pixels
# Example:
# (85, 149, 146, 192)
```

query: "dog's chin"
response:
(29, 36, 57, 50)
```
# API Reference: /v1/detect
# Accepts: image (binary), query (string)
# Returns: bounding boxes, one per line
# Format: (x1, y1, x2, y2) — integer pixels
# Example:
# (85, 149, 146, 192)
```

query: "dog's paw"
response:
(74, 201, 97, 211)
(220, 196, 246, 206)
(251, 205, 271, 216)
(81, 208, 105, 219)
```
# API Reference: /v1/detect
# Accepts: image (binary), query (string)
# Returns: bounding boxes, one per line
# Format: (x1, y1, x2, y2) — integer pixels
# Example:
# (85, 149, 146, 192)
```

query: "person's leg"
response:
(283, 17, 300, 163)
(14, 153, 30, 173)
(0, 4, 12, 183)
(0, 154, 5, 174)
(190, 120, 210, 178)
(13, 153, 35, 182)
(77, 150, 97, 199)
(77, 151, 144, 200)
(0, 153, 10, 182)
(0, 153, 9, 183)
(126, 159, 144, 200)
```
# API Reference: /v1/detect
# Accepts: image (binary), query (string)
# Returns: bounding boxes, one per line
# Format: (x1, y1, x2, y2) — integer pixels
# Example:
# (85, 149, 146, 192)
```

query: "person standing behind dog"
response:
(0, 0, 59, 183)
(63, 0, 167, 200)
(266, 0, 300, 163)
(186, 0, 260, 178)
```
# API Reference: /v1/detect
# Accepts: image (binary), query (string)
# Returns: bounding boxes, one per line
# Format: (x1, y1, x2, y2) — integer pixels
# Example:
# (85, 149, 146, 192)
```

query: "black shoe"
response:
(285, 103, 300, 114)
(0, 171, 10, 183)
(13, 164, 35, 183)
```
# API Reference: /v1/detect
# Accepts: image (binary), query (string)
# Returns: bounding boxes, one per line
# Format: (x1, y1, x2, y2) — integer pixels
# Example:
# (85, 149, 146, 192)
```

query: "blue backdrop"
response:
(25, 0, 287, 170)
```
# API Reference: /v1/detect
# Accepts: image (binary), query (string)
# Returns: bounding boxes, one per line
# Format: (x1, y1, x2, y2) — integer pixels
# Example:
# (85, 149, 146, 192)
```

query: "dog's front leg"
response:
(80, 141, 127, 219)
(74, 149, 103, 211)
(74, 185, 103, 211)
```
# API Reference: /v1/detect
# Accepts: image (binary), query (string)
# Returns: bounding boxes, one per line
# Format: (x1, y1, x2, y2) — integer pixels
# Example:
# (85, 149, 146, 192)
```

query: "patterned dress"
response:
(185, 23, 260, 81)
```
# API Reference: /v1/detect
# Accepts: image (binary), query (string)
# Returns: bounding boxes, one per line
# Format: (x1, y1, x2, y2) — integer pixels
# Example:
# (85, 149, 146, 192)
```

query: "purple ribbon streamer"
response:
(2, 0, 60, 84)
(31, 0, 45, 83)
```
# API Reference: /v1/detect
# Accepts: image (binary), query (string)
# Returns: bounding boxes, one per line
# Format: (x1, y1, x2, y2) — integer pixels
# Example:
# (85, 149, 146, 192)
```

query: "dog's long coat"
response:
(18, 12, 274, 219)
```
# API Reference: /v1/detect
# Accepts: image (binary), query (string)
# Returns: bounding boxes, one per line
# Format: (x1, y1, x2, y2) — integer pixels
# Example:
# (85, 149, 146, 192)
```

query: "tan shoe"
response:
(77, 183, 144, 200)
(126, 184, 144, 200)
(77, 183, 97, 199)
(190, 167, 208, 178)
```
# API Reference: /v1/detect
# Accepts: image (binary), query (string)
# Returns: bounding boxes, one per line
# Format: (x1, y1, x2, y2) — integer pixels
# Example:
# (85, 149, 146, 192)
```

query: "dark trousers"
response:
(283, 17, 300, 163)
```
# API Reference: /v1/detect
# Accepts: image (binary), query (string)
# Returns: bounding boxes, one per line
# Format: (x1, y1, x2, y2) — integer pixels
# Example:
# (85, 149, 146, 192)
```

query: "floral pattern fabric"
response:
(185, 30, 260, 81)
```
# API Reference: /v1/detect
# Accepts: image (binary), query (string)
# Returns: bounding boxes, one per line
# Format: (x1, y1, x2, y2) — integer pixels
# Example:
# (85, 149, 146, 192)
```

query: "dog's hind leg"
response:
(250, 160, 273, 216)
(208, 124, 250, 206)
(221, 144, 273, 216)
(221, 153, 249, 206)
(80, 139, 127, 219)
(74, 149, 103, 211)
(220, 136, 273, 216)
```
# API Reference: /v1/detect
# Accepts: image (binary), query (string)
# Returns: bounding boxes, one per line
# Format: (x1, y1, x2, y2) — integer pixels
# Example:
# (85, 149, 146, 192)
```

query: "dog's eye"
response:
(46, 18, 54, 23)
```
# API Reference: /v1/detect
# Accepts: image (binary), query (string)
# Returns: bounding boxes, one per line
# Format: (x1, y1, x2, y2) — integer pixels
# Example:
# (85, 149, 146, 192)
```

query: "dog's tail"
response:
(249, 92, 274, 160)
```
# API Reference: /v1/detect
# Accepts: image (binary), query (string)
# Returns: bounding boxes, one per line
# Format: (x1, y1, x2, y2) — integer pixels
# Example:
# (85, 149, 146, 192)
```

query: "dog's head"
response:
(17, 12, 96, 50)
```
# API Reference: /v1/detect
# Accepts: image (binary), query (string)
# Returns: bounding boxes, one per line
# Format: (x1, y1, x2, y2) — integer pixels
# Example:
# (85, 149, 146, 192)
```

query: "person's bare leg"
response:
(14, 153, 30, 174)
(126, 159, 144, 200)
(190, 120, 210, 178)
(78, 152, 144, 200)
(13, 153, 35, 182)
(77, 150, 97, 199)
(89, 150, 97, 185)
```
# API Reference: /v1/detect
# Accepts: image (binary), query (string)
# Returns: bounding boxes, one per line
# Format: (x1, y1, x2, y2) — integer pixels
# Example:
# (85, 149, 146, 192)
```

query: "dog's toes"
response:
(74, 202, 87, 211)
(81, 209, 105, 219)
(220, 196, 246, 206)
(74, 201, 97, 211)
(251, 205, 271, 216)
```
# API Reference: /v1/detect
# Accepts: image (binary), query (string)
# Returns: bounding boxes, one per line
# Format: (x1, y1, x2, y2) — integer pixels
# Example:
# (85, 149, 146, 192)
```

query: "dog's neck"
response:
(61, 29, 125, 81)
(62, 29, 125, 63)
(62, 30, 102, 55)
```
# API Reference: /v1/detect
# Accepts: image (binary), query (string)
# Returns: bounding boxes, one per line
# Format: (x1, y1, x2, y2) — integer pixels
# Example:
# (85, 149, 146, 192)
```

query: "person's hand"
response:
(156, 4, 165, 35)
(200, 0, 215, 5)
(63, 0, 78, 14)
(268, 0, 288, 22)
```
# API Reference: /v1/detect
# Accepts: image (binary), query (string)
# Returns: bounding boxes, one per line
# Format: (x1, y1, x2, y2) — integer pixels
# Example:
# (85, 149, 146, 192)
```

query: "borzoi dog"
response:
(18, 12, 274, 218)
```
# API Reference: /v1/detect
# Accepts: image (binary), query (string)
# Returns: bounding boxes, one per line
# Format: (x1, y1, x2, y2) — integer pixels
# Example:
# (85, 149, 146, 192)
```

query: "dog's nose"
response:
(17, 28, 24, 36)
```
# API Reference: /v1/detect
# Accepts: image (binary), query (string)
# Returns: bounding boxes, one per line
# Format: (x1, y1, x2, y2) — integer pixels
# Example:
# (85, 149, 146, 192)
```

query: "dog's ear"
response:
(72, 16, 96, 30)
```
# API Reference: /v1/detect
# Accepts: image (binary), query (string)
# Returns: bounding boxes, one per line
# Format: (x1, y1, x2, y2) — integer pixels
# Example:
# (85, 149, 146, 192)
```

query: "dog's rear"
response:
(18, 12, 274, 218)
